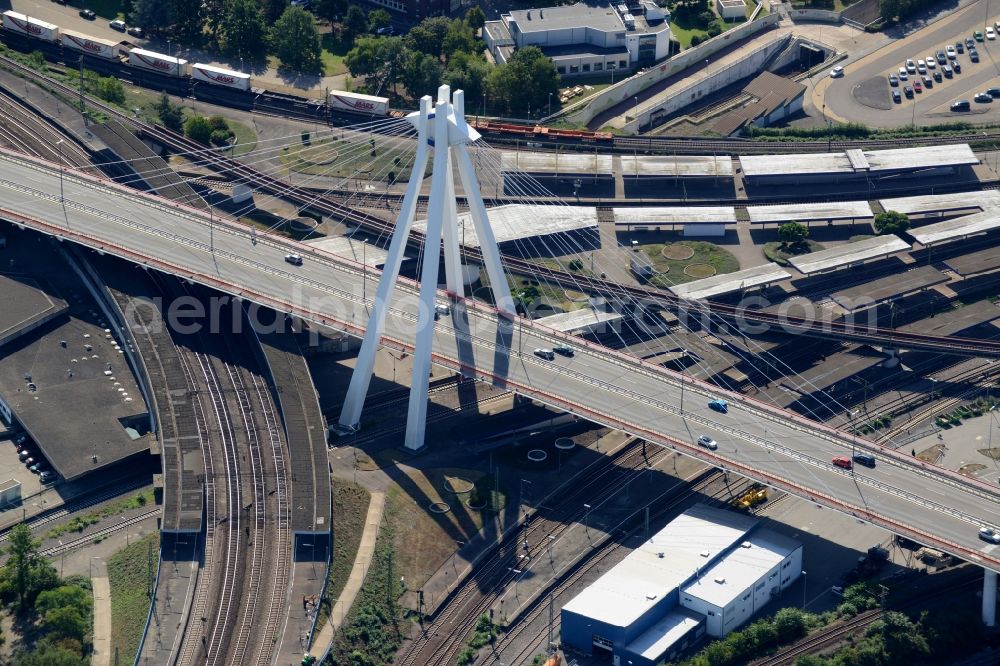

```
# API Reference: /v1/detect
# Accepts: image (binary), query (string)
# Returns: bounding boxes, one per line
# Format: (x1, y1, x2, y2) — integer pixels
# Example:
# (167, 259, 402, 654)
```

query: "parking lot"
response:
(813, 3, 1000, 126)
(0, 434, 47, 509)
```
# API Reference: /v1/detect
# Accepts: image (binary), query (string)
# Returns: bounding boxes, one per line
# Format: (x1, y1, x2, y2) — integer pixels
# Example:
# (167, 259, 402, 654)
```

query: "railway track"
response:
(396, 439, 675, 666)
(495, 467, 740, 666)
(1, 51, 996, 356)
(39, 507, 160, 556)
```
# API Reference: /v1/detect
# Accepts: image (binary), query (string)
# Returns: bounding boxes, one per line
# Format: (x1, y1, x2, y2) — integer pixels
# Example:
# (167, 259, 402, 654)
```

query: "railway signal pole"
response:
(338, 86, 514, 452)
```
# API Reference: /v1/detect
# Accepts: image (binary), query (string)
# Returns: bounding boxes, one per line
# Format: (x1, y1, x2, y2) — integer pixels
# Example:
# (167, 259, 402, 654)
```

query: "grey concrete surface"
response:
(2, 149, 1000, 570)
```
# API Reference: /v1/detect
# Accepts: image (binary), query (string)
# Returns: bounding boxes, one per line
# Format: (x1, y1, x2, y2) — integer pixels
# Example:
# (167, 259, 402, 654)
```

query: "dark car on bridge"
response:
(951, 99, 971, 111)
(553, 345, 575, 357)
(852, 453, 876, 467)
(708, 399, 728, 413)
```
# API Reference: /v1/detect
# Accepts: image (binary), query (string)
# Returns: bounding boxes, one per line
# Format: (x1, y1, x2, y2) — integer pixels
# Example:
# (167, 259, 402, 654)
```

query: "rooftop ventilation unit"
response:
(714, 577, 726, 584)
(700, 550, 711, 558)
(741, 541, 752, 549)
(658, 552, 665, 558)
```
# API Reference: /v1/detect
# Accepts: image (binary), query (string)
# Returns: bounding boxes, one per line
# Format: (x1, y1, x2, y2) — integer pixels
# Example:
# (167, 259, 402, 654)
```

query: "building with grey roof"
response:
(484, 1, 671, 79)
(561, 504, 801, 666)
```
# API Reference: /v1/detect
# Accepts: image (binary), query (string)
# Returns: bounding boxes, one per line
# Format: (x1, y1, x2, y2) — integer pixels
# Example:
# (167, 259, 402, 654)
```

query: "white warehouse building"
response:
(484, 1, 671, 78)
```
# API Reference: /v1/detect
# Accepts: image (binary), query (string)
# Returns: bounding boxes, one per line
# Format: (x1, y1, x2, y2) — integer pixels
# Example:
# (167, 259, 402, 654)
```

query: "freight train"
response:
(0, 9, 616, 142)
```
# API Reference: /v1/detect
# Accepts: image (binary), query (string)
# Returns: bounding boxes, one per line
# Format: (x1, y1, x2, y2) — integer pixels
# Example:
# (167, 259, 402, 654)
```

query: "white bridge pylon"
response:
(338, 85, 515, 451)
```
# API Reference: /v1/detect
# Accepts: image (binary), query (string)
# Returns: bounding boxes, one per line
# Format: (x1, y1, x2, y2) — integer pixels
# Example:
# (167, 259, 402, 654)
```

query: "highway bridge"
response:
(2, 148, 1000, 589)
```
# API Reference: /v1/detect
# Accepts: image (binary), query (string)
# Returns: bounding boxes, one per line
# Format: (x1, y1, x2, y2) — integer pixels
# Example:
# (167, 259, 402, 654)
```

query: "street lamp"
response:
(56, 139, 65, 203)
(801, 570, 807, 609)
(548, 92, 552, 117)
(583, 503, 591, 538)
(680, 349, 688, 414)
(361, 238, 368, 303)
(452, 540, 464, 574)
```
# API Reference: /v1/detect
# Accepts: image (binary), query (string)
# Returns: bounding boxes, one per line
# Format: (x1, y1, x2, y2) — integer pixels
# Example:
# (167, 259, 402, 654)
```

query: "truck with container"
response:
(328, 90, 389, 116)
(2, 11, 59, 43)
(60, 30, 119, 60)
(128, 48, 188, 77)
(191, 63, 251, 92)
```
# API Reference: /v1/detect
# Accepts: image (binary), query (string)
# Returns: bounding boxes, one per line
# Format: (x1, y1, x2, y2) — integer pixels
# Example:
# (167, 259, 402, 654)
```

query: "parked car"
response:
(13, 433, 27, 446)
(975, 92, 993, 103)
(853, 453, 876, 467)
(888, 73, 899, 86)
(955, 40, 964, 53)
(922, 75, 933, 88)
(987, 87, 1000, 97)
(924, 56, 936, 69)
(913, 80, 922, 92)
(283, 253, 303, 266)
(897, 66, 908, 80)
(832, 456, 853, 470)
(933, 70, 943, 82)
(830, 65, 844, 78)
(533, 348, 555, 360)
(23, 457, 34, 467)
(892, 89, 901, 103)
(947, 45, 957, 57)
(966, 37, 975, 48)
(39, 470, 55, 483)
(109, 19, 126, 31)
(979, 526, 1000, 543)
(708, 399, 729, 413)
(905, 58, 916, 73)
(79, 8, 96, 19)
(975, 30, 984, 41)
(987, 27, 996, 40)
(953, 61, 962, 73)
(17, 450, 31, 460)
(936, 50, 948, 63)
(971, 49, 980, 62)
(943, 64, 954, 77)
(127, 26, 145, 38)
(951, 99, 971, 111)
(904, 85, 914, 98)
(28, 463, 46, 474)
(697, 435, 718, 451)
(553, 345, 575, 357)
(916, 61, 927, 74)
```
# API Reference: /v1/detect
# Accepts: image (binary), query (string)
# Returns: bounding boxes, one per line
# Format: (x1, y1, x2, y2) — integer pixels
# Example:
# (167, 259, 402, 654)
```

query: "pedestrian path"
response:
(308, 490, 385, 659)
(92, 559, 111, 666)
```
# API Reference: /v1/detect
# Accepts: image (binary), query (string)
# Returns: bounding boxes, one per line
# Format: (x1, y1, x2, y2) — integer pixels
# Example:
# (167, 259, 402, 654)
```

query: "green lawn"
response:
(763, 240, 826, 266)
(640, 241, 740, 287)
(317, 481, 370, 629)
(48, 489, 155, 540)
(227, 118, 258, 157)
(670, 16, 744, 50)
(321, 32, 350, 77)
(108, 532, 159, 665)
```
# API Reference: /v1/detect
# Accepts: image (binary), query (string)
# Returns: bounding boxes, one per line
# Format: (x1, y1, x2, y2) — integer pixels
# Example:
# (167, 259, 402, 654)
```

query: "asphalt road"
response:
(2, 149, 1000, 571)
(817, 2, 1000, 126)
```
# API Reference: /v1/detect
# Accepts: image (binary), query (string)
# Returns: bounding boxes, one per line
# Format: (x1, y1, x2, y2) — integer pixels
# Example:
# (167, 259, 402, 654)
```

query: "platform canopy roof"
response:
(788, 236, 911, 274)
(746, 201, 873, 224)
(909, 209, 1000, 246)
(669, 263, 790, 300)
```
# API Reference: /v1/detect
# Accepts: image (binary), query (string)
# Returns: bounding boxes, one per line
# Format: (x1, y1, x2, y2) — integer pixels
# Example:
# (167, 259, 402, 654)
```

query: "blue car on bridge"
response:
(708, 399, 728, 413)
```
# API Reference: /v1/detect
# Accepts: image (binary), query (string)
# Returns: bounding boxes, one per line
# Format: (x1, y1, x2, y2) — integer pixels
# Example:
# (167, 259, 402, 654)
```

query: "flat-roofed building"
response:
(484, 1, 671, 78)
(561, 504, 801, 666)
(740, 144, 978, 186)
(413, 204, 600, 257)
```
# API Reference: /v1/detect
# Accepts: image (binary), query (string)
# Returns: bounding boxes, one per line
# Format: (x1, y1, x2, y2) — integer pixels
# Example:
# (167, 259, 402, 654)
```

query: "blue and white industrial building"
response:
(560, 504, 802, 666)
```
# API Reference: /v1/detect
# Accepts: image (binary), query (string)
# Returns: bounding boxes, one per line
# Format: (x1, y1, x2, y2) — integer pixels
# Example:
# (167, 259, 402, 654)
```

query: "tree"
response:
(444, 52, 490, 104)
(36, 585, 92, 617)
(170, 0, 205, 44)
(315, 0, 349, 22)
(368, 8, 392, 31)
(130, 0, 175, 34)
(95, 76, 126, 105)
(777, 221, 809, 246)
(0, 523, 57, 610)
(185, 115, 214, 144)
(486, 46, 559, 117)
(772, 607, 808, 642)
(442, 20, 478, 58)
(271, 6, 323, 73)
(11, 638, 88, 666)
(155, 92, 184, 132)
(344, 5, 368, 41)
(345, 36, 408, 92)
(873, 209, 910, 235)
(44, 606, 89, 642)
(262, 0, 290, 23)
(877, 611, 930, 662)
(219, 0, 268, 58)
(402, 52, 443, 98)
(465, 6, 486, 31)
(405, 17, 451, 56)
(202, 0, 227, 36)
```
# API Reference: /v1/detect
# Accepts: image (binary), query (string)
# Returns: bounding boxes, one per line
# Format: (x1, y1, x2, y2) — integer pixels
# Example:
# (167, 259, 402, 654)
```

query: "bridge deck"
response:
(2, 148, 999, 571)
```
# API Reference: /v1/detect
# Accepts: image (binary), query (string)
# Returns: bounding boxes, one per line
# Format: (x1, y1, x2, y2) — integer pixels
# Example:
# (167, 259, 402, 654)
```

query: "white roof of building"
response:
(626, 608, 704, 661)
(305, 235, 389, 267)
(561, 504, 757, 627)
(746, 201, 873, 224)
(878, 190, 1000, 216)
(740, 144, 977, 177)
(508, 3, 625, 33)
(621, 155, 734, 179)
(682, 529, 800, 608)
(501, 151, 614, 176)
(413, 204, 598, 248)
(789, 236, 911, 274)
(537, 308, 623, 333)
(669, 263, 789, 300)
(909, 209, 1000, 246)
(612, 206, 737, 226)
